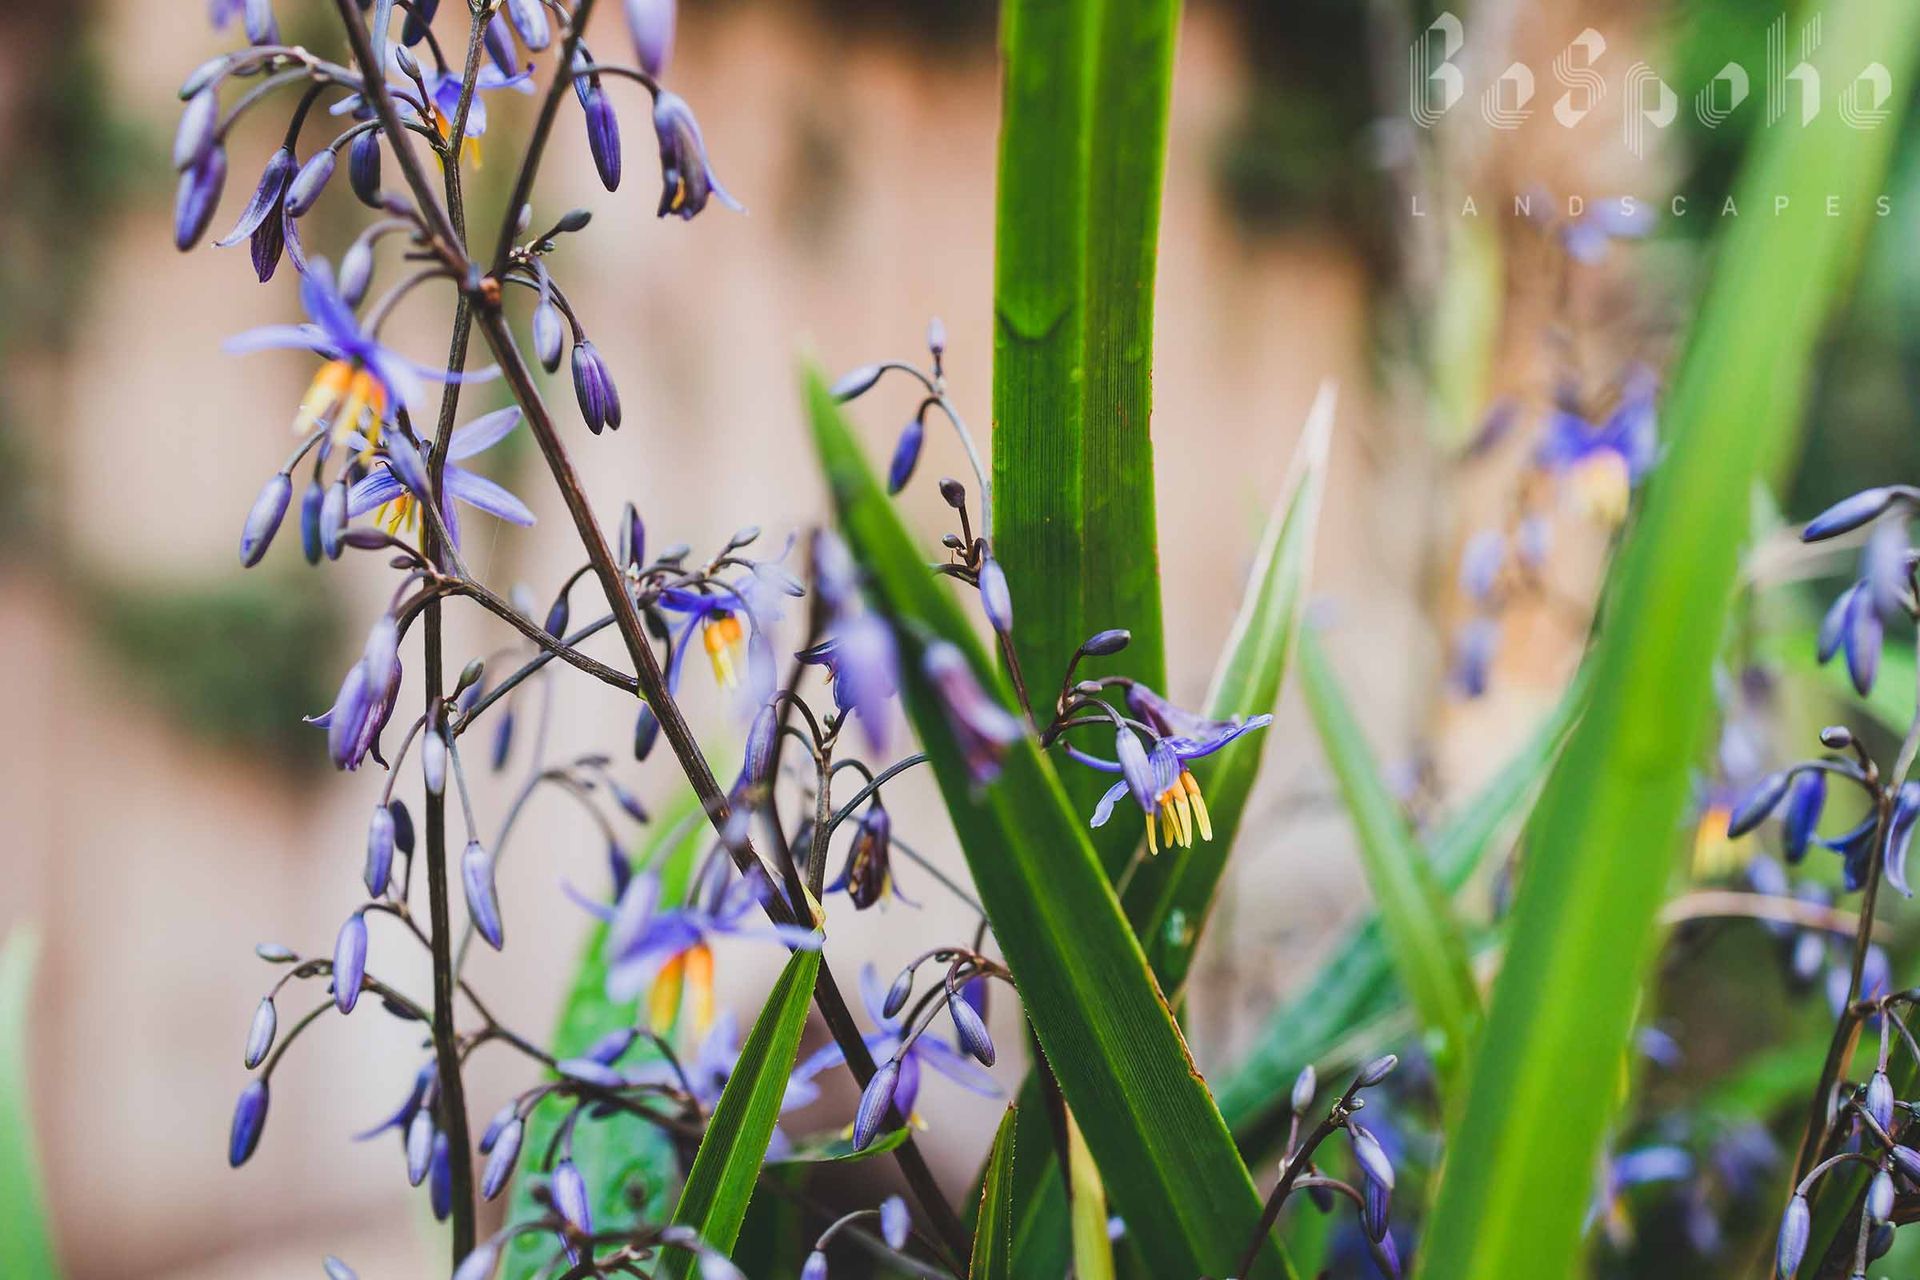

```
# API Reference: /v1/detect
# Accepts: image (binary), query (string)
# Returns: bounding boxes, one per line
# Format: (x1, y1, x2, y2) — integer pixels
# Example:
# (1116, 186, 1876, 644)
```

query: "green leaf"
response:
(993, 0, 1178, 879)
(0, 927, 58, 1279)
(767, 1127, 910, 1166)
(1066, 1109, 1116, 1280)
(502, 795, 705, 1280)
(1123, 381, 1336, 994)
(970, 1107, 1018, 1280)
(808, 366, 1292, 1279)
(1213, 687, 1581, 1137)
(1420, 9, 1920, 1277)
(1297, 628, 1480, 1092)
(660, 947, 821, 1279)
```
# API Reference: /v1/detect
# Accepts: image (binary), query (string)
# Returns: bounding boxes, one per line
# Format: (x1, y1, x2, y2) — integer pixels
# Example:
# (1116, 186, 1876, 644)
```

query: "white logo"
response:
(1481, 62, 1536, 131)
(1553, 29, 1607, 128)
(1409, 13, 1465, 128)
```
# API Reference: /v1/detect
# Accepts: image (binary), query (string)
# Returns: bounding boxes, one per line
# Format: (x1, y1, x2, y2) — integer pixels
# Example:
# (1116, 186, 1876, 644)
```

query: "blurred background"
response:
(3, 0, 1917, 1276)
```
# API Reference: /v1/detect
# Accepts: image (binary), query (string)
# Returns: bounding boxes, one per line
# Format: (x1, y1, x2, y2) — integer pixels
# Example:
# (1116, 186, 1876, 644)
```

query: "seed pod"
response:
(852, 1060, 900, 1151)
(463, 840, 504, 950)
(332, 912, 368, 1014)
(228, 1079, 270, 1166)
(240, 472, 293, 567)
(244, 997, 277, 1068)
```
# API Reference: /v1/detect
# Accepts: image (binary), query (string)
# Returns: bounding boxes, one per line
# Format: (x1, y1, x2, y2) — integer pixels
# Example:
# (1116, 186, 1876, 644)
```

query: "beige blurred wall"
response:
(0, 4, 1472, 1278)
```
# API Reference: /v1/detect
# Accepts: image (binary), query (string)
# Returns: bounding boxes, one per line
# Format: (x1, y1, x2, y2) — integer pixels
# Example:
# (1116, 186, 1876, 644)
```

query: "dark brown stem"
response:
(489, 0, 599, 272)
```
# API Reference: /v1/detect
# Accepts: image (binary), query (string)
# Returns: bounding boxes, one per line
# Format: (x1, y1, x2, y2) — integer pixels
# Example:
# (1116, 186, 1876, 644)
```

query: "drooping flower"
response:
(921, 642, 1022, 785)
(659, 586, 772, 699)
(421, 61, 534, 165)
(227, 258, 495, 445)
(590, 864, 820, 1033)
(345, 406, 535, 546)
(1537, 370, 1658, 525)
(652, 90, 743, 220)
(797, 964, 1000, 1148)
(308, 616, 405, 771)
(827, 804, 912, 910)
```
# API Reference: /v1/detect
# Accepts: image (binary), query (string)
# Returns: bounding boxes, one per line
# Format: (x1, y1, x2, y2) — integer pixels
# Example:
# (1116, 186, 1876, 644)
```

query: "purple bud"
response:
(255, 942, 296, 963)
(321, 480, 348, 560)
(181, 53, 234, 100)
(633, 702, 660, 760)
(1781, 771, 1825, 865)
(240, 472, 292, 567)
(800, 1253, 828, 1280)
(880, 1194, 909, 1250)
(175, 88, 219, 172)
(1355, 1054, 1399, 1088)
(1727, 772, 1792, 839)
(620, 502, 646, 569)
(348, 131, 382, 206)
(1459, 529, 1506, 601)
(1870, 1167, 1895, 1224)
(1080, 629, 1131, 656)
(744, 700, 778, 787)
(285, 149, 336, 217)
(1869, 1069, 1898, 1134)
(244, 997, 277, 1068)
(556, 1057, 625, 1088)
(1115, 728, 1155, 812)
(831, 364, 885, 402)
(552, 1158, 593, 1234)
(533, 301, 564, 373)
(390, 799, 415, 854)
(481, 1116, 522, 1199)
(1776, 1193, 1810, 1275)
(624, 0, 675, 76)
(299, 479, 324, 564)
(1846, 585, 1884, 695)
(544, 594, 571, 639)
(1803, 487, 1896, 542)
(927, 316, 947, 358)
(229, 1079, 269, 1165)
(362, 615, 400, 692)
(1887, 781, 1920, 898)
(463, 839, 504, 949)
(923, 642, 1022, 785)
(406, 1107, 435, 1186)
(175, 145, 228, 251)
(853, 1060, 900, 1150)
(584, 1027, 639, 1065)
(339, 240, 375, 308)
(452, 1242, 498, 1280)
(1348, 1123, 1394, 1190)
(882, 969, 913, 1020)
(583, 86, 622, 192)
(887, 418, 925, 494)
(978, 558, 1012, 633)
(322, 1257, 357, 1280)
(507, 0, 551, 50)
(1891, 1144, 1920, 1182)
(1363, 1174, 1391, 1241)
(366, 805, 396, 897)
(423, 727, 447, 796)
(243, 0, 278, 44)
(332, 912, 368, 1014)
(483, 12, 518, 75)
(1290, 1064, 1317, 1113)
(571, 341, 619, 435)
(430, 1132, 452, 1221)
(949, 991, 995, 1066)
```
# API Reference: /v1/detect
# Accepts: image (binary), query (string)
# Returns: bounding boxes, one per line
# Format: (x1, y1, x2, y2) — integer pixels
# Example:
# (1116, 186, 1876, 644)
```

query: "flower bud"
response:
(240, 472, 293, 567)
(1363, 1174, 1391, 1242)
(333, 912, 368, 1014)
(430, 1132, 452, 1221)
(406, 1107, 435, 1186)
(571, 341, 621, 434)
(321, 480, 348, 560)
(744, 700, 778, 787)
(949, 990, 995, 1066)
(533, 300, 564, 373)
(285, 149, 336, 217)
(255, 942, 297, 963)
(243, 0, 278, 44)
(800, 1253, 828, 1280)
(978, 558, 1013, 634)
(1870, 1167, 1895, 1224)
(1355, 1054, 1399, 1088)
(880, 1194, 910, 1249)
(1348, 1123, 1394, 1190)
(853, 1059, 900, 1150)
(322, 1257, 356, 1280)
(244, 997, 277, 1068)
(365, 805, 396, 897)
(1080, 629, 1131, 657)
(927, 316, 947, 358)
(1890, 1143, 1920, 1182)
(831, 364, 885, 402)
(1290, 1064, 1317, 1114)
(349, 130, 383, 206)
(507, 0, 551, 49)
(939, 477, 967, 508)
(1727, 772, 1791, 839)
(1776, 1193, 1810, 1276)
(463, 839, 504, 950)
(624, 0, 675, 75)
(300, 479, 325, 564)
(552, 1158, 593, 1234)
(228, 1079, 269, 1166)
(1803, 487, 1896, 542)
(1867, 1069, 1896, 1134)
(452, 1242, 498, 1280)
(175, 88, 219, 172)
(423, 727, 448, 796)
(339, 239, 375, 308)
(481, 1117, 522, 1200)
(583, 85, 622, 192)
(887, 418, 925, 494)
(882, 969, 914, 1020)
(633, 702, 660, 760)
(390, 799, 415, 855)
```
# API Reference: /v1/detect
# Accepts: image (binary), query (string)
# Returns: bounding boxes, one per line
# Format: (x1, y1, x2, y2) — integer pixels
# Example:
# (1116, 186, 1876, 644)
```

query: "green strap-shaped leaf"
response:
(1124, 382, 1335, 993)
(0, 928, 58, 1279)
(1066, 1109, 1116, 1280)
(809, 367, 1291, 1280)
(1213, 687, 1581, 1137)
(1298, 629, 1480, 1092)
(660, 947, 821, 1279)
(1003, 384, 1335, 1277)
(1421, 8, 1920, 1277)
(971, 1107, 1019, 1280)
(503, 795, 704, 1280)
(994, 0, 1178, 880)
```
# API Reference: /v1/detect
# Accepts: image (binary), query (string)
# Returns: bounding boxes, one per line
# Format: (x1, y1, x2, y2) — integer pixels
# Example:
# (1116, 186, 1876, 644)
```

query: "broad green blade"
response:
(1005, 383, 1334, 1277)
(1214, 687, 1581, 1137)
(660, 947, 821, 1279)
(0, 928, 58, 1279)
(1421, 9, 1920, 1277)
(809, 367, 1292, 1280)
(1124, 382, 1336, 994)
(502, 795, 704, 1280)
(1297, 629, 1480, 1093)
(993, 0, 1179, 879)
(971, 1107, 1019, 1280)
(1066, 1109, 1116, 1280)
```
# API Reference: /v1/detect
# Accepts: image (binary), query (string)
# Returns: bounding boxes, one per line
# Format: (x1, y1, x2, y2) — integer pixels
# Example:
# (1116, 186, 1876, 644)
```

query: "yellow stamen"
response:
(1145, 809, 1159, 856)
(1166, 786, 1195, 848)
(294, 360, 354, 434)
(703, 613, 745, 688)
(1570, 452, 1632, 526)
(1182, 771, 1213, 842)
(684, 942, 715, 1034)
(649, 951, 687, 1033)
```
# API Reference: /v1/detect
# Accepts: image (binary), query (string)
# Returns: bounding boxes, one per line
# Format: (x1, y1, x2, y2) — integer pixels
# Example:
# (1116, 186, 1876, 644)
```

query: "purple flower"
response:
(227, 258, 494, 442)
(652, 91, 743, 220)
(828, 804, 911, 910)
(463, 839, 505, 949)
(625, 0, 676, 76)
(308, 615, 405, 770)
(332, 912, 368, 1014)
(796, 963, 1000, 1145)
(1561, 196, 1654, 265)
(588, 865, 819, 1034)
(422, 62, 534, 163)
(659, 586, 773, 700)
(346, 406, 534, 547)
(229, 1079, 269, 1166)
(1538, 370, 1659, 524)
(921, 642, 1021, 785)
(797, 619, 899, 752)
